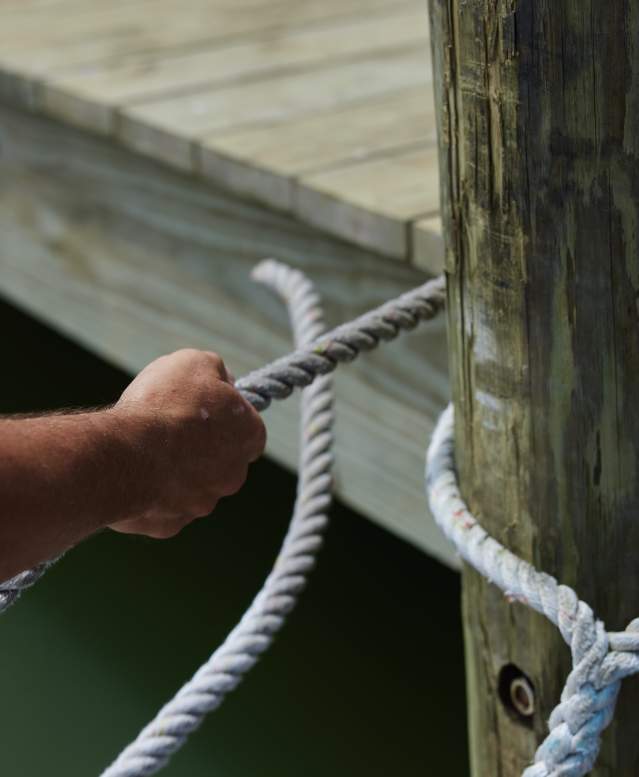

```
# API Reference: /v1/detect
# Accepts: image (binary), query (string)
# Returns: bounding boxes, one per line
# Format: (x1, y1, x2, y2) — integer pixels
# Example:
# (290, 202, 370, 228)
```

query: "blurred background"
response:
(0, 297, 467, 776)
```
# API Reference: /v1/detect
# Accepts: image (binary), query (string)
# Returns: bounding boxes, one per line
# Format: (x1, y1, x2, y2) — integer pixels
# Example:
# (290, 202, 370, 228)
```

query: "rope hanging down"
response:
(4, 263, 630, 777)
(102, 260, 338, 777)
(426, 405, 639, 777)
(0, 263, 446, 777)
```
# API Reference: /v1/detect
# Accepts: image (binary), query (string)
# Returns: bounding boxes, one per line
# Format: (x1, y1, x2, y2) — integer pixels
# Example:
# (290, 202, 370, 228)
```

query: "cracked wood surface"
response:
(429, 1, 639, 774)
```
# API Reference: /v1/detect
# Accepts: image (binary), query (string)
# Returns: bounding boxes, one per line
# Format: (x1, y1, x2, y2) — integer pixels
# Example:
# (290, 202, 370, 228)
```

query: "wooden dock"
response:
(0, 0, 452, 565)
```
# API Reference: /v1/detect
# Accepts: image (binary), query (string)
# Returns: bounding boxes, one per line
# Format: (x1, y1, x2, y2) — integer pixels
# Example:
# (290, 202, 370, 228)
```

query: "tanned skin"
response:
(0, 349, 266, 582)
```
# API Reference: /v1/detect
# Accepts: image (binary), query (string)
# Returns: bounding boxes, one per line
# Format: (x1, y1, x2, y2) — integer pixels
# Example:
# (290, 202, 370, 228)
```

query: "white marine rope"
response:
(1, 264, 631, 777)
(100, 259, 337, 777)
(0, 263, 445, 776)
(426, 404, 639, 777)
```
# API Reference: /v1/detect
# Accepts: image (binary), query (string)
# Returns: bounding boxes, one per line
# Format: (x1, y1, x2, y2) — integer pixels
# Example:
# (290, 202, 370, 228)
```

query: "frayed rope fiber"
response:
(426, 404, 639, 777)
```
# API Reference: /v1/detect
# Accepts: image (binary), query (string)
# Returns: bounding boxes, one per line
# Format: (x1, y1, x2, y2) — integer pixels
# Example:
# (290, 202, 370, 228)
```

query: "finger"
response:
(108, 516, 189, 539)
(203, 351, 229, 382)
(218, 463, 248, 497)
(143, 522, 184, 540)
(247, 422, 267, 462)
(108, 517, 154, 535)
(238, 399, 267, 461)
(188, 496, 219, 517)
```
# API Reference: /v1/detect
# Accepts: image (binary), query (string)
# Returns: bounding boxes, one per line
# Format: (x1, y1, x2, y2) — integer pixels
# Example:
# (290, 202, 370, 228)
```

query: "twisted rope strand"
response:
(236, 274, 446, 410)
(426, 404, 639, 777)
(0, 562, 51, 614)
(99, 259, 337, 777)
(2, 265, 635, 777)
(0, 269, 448, 777)
(0, 267, 445, 775)
(0, 273, 445, 617)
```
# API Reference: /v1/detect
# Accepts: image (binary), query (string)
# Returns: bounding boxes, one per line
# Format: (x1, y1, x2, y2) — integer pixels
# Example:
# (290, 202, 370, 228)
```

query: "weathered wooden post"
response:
(427, 2, 639, 774)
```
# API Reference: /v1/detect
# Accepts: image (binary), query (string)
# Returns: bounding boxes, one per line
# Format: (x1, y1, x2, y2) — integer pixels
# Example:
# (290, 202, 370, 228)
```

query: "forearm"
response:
(0, 409, 151, 581)
(0, 349, 265, 583)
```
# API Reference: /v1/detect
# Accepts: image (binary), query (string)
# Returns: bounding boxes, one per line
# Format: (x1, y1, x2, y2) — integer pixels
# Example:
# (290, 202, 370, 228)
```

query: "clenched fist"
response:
(0, 348, 266, 582)
(109, 349, 266, 539)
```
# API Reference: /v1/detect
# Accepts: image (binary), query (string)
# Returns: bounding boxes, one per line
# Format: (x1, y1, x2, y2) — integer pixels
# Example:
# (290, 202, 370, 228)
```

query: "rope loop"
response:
(426, 404, 639, 777)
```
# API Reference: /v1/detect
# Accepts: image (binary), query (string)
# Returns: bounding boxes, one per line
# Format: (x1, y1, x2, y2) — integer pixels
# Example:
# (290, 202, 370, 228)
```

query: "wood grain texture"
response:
(198, 86, 437, 213)
(119, 47, 431, 153)
(296, 146, 440, 259)
(429, 0, 639, 773)
(41, 5, 430, 126)
(0, 0, 407, 67)
(0, 0, 438, 265)
(411, 216, 443, 275)
(0, 0, 421, 130)
(0, 102, 455, 566)
(201, 83, 436, 180)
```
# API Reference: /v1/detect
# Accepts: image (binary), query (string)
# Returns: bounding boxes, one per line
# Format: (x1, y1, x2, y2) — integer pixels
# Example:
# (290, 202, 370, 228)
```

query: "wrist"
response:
(96, 406, 165, 527)
(0, 407, 167, 578)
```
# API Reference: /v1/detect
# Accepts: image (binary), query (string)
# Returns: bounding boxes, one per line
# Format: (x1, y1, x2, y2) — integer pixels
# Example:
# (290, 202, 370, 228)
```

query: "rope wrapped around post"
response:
(426, 404, 639, 777)
(2, 266, 637, 776)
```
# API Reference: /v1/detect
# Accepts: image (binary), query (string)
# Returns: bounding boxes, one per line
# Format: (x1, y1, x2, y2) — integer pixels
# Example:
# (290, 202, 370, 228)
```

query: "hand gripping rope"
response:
(0, 262, 445, 776)
(2, 263, 633, 777)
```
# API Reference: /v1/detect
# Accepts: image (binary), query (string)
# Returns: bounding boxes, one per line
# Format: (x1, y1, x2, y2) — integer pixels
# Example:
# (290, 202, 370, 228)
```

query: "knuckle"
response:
(217, 380, 237, 403)
(206, 351, 223, 367)
(176, 348, 226, 374)
(150, 523, 182, 540)
(253, 416, 267, 453)
(221, 465, 248, 497)
(240, 412, 267, 460)
(190, 495, 219, 517)
(204, 351, 226, 376)
(175, 347, 200, 360)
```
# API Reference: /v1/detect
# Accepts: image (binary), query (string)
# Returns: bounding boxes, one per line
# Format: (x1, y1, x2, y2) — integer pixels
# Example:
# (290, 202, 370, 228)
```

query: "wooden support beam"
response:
(428, 1, 639, 774)
(0, 102, 453, 566)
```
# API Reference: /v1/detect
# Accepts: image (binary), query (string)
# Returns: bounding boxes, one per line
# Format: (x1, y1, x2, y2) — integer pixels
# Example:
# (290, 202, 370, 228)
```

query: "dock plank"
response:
(119, 47, 431, 167)
(0, 0, 410, 69)
(0, 0, 439, 265)
(412, 216, 445, 275)
(0, 2, 451, 557)
(0, 103, 454, 565)
(41, 5, 429, 133)
(200, 86, 436, 213)
(295, 147, 441, 259)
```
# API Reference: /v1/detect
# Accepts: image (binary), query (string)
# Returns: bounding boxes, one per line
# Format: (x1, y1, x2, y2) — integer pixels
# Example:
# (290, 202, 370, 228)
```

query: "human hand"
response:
(109, 349, 266, 538)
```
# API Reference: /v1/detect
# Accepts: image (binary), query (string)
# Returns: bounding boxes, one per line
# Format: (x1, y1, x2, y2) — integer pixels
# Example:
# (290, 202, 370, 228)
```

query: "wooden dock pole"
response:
(427, 2, 639, 774)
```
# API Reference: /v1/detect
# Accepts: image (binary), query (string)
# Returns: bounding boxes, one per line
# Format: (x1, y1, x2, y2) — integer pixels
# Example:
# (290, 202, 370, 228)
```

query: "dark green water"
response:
(0, 299, 468, 777)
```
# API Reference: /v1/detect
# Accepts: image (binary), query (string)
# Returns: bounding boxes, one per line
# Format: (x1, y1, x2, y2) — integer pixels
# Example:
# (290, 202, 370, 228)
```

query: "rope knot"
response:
(426, 405, 639, 777)
(528, 596, 617, 777)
